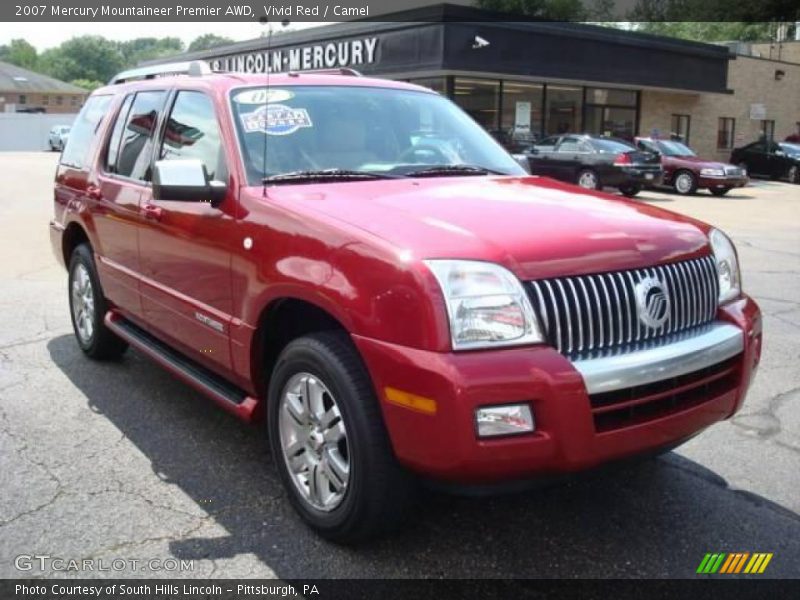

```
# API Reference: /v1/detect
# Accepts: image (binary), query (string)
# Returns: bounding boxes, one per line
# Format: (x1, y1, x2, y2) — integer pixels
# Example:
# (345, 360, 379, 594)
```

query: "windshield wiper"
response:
(263, 169, 402, 184)
(404, 164, 507, 177)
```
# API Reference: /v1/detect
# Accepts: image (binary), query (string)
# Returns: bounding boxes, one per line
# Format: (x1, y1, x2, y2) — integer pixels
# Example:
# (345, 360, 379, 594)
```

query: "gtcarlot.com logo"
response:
(696, 552, 773, 574)
(14, 554, 194, 573)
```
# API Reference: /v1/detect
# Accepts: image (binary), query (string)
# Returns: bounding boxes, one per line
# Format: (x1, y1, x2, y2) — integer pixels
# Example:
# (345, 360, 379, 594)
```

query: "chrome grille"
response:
(724, 166, 744, 176)
(527, 256, 719, 357)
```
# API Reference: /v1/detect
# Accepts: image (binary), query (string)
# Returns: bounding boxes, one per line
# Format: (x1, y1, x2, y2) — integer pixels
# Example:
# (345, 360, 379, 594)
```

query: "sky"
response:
(0, 22, 323, 51)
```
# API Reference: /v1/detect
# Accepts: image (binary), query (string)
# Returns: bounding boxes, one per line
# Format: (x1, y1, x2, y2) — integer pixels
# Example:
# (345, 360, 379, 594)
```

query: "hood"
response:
(665, 155, 732, 169)
(260, 176, 710, 280)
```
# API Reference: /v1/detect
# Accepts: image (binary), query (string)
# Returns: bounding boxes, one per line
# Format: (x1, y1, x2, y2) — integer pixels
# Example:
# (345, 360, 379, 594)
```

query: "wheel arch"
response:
(62, 221, 91, 265)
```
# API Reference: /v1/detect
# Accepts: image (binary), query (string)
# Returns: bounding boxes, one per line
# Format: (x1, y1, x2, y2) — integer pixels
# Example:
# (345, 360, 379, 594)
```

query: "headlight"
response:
(709, 228, 741, 304)
(701, 168, 725, 177)
(424, 259, 544, 350)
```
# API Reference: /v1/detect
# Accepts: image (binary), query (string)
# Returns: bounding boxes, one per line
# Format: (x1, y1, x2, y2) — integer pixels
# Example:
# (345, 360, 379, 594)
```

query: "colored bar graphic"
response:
(701, 552, 773, 575)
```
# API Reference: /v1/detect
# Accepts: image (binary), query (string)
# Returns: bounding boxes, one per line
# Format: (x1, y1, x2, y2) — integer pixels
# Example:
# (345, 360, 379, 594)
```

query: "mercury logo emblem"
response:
(635, 276, 670, 329)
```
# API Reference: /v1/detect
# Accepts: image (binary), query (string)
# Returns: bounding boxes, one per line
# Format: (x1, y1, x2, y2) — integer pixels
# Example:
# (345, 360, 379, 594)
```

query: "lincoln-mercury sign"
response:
(209, 37, 379, 74)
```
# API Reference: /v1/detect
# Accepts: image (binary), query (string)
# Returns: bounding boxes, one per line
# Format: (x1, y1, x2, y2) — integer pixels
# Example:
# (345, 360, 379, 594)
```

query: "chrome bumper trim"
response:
(573, 322, 744, 394)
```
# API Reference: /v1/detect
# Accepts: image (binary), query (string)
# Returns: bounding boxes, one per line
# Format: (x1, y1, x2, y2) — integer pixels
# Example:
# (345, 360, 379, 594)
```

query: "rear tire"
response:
(673, 170, 698, 195)
(576, 169, 600, 190)
(709, 187, 731, 197)
(619, 184, 642, 197)
(68, 244, 128, 360)
(267, 331, 414, 543)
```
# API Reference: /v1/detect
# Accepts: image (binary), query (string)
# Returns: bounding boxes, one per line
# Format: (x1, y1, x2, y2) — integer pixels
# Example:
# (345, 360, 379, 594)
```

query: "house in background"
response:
(0, 61, 86, 114)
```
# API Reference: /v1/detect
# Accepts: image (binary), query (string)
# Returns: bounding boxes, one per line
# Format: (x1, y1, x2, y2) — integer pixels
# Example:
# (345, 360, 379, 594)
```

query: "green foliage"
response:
(631, 22, 778, 42)
(69, 78, 105, 91)
(188, 34, 235, 53)
(0, 39, 38, 69)
(38, 36, 125, 84)
(119, 37, 184, 65)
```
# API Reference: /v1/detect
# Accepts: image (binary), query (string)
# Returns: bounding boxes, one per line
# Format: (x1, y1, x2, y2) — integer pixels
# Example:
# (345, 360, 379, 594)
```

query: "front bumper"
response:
(354, 295, 761, 483)
(697, 175, 748, 189)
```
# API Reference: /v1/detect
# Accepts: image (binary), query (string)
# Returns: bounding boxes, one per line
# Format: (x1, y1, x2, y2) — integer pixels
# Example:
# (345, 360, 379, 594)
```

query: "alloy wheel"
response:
(278, 372, 350, 512)
(71, 263, 95, 343)
(578, 171, 597, 189)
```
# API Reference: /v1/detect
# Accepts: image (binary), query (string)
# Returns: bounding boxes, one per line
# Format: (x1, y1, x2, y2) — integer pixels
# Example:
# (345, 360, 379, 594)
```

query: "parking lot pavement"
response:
(0, 152, 798, 579)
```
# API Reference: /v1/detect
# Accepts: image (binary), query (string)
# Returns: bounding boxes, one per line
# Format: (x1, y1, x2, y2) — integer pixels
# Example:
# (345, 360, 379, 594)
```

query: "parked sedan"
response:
(635, 137, 748, 196)
(48, 125, 71, 152)
(522, 134, 662, 197)
(730, 140, 800, 184)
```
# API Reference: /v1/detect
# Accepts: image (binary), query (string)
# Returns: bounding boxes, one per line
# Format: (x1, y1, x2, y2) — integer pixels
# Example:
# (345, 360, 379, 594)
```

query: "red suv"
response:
(50, 62, 762, 542)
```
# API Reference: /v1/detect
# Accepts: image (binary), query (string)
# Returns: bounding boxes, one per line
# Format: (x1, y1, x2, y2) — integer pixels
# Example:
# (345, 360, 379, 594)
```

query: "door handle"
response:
(141, 203, 163, 221)
(86, 185, 102, 200)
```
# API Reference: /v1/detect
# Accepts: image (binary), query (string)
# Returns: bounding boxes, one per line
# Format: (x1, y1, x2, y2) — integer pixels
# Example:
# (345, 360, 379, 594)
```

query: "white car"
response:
(48, 126, 71, 151)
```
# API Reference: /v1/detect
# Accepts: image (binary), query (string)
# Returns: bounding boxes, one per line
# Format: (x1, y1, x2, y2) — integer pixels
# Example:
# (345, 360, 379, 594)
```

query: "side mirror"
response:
(152, 159, 227, 207)
(512, 154, 531, 173)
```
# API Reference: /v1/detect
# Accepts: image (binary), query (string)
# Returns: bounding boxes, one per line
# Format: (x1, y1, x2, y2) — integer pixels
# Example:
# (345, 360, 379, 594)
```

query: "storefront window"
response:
(545, 86, 582, 135)
(586, 87, 636, 107)
(452, 78, 499, 132)
(761, 119, 775, 141)
(585, 106, 637, 140)
(407, 77, 446, 95)
(717, 117, 735, 149)
(671, 114, 691, 144)
(501, 82, 543, 148)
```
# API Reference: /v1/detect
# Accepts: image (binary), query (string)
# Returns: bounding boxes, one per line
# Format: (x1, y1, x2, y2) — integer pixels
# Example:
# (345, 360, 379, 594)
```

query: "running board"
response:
(105, 311, 258, 422)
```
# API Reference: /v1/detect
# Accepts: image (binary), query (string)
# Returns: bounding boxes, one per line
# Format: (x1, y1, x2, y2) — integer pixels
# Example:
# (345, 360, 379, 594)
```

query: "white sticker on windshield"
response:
(233, 89, 294, 104)
(240, 104, 313, 136)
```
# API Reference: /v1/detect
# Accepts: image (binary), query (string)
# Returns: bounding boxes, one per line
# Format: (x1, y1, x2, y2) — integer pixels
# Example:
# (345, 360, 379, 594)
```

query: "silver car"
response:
(48, 125, 71, 151)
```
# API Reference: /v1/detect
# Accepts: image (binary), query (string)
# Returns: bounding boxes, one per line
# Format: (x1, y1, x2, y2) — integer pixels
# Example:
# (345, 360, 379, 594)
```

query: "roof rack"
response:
(287, 68, 362, 77)
(109, 60, 213, 85)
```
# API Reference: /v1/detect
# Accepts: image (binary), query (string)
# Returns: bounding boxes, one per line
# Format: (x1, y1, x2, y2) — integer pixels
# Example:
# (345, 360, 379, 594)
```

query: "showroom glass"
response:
(717, 117, 735, 150)
(545, 86, 582, 136)
(109, 91, 167, 181)
(159, 91, 227, 181)
(584, 87, 637, 140)
(230, 86, 524, 184)
(60, 94, 112, 170)
(501, 82, 543, 146)
(761, 119, 775, 141)
(452, 78, 500, 131)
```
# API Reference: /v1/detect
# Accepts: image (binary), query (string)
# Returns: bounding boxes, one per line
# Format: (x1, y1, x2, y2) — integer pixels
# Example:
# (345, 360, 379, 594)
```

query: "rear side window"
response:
(111, 90, 167, 181)
(60, 95, 112, 169)
(105, 94, 134, 174)
(159, 91, 227, 181)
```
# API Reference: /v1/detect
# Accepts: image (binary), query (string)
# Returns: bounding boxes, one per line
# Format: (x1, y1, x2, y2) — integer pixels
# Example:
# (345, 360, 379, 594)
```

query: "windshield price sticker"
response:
(241, 104, 313, 136)
(233, 89, 294, 104)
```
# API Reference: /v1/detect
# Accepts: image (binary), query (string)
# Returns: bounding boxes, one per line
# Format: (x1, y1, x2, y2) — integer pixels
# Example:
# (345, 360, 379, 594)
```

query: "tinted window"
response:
(160, 91, 227, 180)
(557, 137, 589, 153)
(105, 94, 134, 174)
(60, 95, 112, 169)
(116, 91, 166, 181)
(589, 138, 636, 153)
(535, 136, 560, 149)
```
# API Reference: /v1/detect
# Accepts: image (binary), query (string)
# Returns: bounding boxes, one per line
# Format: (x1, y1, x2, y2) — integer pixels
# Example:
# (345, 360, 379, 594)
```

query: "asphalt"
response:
(0, 152, 798, 579)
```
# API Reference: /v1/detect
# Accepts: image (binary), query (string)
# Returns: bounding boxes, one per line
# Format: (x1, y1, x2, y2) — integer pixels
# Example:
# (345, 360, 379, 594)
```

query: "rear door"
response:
(551, 136, 592, 181)
(527, 136, 560, 177)
(137, 89, 237, 374)
(92, 91, 168, 319)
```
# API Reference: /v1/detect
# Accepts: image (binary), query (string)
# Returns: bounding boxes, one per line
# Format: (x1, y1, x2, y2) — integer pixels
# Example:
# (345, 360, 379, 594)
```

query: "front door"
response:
(137, 89, 237, 374)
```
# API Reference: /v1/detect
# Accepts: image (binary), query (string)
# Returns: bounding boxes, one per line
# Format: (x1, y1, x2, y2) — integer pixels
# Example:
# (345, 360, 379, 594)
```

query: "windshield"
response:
(655, 140, 695, 156)
(230, 85, 524, 184)
(779, 143, 800, 157)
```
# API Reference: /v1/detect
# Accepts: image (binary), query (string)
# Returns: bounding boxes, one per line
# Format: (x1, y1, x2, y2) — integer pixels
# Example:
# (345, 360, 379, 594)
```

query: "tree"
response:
(38, 36, 124, 84)
(0, 39, 38, 69)
(631, 22, 777, 43)
(69, 78, 105, 92)
(188, 34, 235, 53)
(119, 37, 184, 65)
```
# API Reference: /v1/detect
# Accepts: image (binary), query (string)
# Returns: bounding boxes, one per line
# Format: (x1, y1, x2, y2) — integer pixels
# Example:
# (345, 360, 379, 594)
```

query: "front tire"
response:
(267, 331, 414, 543)
(789, 165, 800, 184)
(673, 170, 698, 195)
(619, 184, 642, 197)
(68, 244, 128, 360)
(709, 187, 732, 197)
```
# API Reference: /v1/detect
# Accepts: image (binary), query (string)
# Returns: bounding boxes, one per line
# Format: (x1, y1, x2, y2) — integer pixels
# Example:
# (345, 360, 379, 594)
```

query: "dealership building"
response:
(152, 4, 800, 160)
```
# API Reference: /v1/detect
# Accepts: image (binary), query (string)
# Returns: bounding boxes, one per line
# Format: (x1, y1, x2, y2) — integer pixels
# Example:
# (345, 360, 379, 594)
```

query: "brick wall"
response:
(640, 55, 800, 161)
(0, 91, 85, 114)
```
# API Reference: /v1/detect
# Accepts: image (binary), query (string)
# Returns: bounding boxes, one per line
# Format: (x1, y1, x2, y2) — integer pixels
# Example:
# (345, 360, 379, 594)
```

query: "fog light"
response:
(475, 404, 534, 437)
